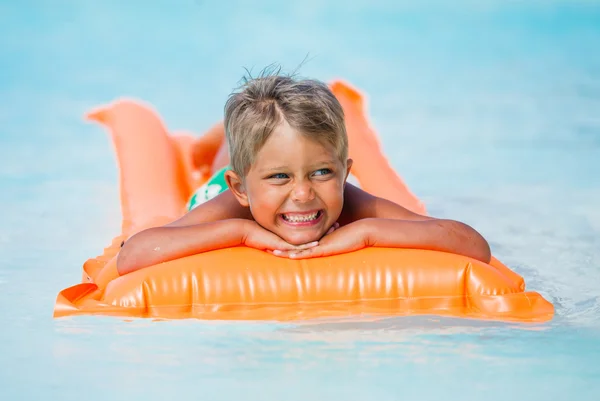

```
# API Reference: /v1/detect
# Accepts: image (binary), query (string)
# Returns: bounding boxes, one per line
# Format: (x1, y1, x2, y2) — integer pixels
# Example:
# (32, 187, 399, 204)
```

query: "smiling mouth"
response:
(280, 210, 323, 224)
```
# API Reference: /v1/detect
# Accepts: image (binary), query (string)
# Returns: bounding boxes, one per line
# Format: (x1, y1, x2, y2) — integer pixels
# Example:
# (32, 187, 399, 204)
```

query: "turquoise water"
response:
(2, 1, 600, 400)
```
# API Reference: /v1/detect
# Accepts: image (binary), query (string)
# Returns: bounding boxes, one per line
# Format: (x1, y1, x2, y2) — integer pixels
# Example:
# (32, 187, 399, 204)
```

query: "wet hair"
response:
(224, 66, 348, 176)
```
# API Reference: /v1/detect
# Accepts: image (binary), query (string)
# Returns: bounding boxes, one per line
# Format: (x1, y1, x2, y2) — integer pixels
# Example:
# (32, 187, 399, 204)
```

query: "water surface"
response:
(1, 1, 599, 400)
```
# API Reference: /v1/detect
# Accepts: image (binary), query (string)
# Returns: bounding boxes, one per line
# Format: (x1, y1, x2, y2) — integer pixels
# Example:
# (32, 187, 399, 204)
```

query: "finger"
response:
(271, 247, 304, 258)
(293, 241, 319, 250)
(288, 247, 323, 259)
(288, 250, 312, 259)
(270, 240, 317, 252)
(271, 241, 321, 257)
(271, 249, 299, 258)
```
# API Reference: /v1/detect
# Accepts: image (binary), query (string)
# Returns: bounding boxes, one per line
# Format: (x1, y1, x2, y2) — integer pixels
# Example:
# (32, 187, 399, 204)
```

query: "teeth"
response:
(283, 211, 319, 223)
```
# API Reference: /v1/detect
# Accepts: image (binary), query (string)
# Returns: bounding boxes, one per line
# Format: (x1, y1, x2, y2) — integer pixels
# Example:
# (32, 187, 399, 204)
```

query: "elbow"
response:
(116, 242, 140, 275)
(440, 220, 491, 264)
(456, 221, 491, 264)
(116, 230, 155, 275)
(474, 238, 492, 264)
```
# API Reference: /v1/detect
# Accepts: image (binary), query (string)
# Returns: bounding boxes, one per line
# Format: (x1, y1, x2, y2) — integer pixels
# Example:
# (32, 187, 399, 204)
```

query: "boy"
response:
(117, 72, 491, 275)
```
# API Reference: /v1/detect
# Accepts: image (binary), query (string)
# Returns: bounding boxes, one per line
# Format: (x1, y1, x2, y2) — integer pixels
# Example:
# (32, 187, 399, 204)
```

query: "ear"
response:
(344, 158, 354, 181)
(224, 169, 250, 207)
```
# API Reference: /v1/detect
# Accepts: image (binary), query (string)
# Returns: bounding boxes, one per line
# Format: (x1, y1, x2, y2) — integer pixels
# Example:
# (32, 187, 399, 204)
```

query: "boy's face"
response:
(228, 121, 351, 245)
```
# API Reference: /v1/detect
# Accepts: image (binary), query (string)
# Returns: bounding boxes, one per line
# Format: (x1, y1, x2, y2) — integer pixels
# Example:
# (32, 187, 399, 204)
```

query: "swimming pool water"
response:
(1, 1, 599, 400)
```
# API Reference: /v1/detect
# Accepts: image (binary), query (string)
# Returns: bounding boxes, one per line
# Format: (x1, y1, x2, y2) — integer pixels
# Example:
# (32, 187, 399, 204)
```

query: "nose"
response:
(291, 179, 315, 203)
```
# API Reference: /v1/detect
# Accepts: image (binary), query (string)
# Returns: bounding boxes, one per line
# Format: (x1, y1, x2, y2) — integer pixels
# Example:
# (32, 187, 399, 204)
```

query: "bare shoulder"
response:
(339, 183, 432, 224)
(165, 189, 252, 228)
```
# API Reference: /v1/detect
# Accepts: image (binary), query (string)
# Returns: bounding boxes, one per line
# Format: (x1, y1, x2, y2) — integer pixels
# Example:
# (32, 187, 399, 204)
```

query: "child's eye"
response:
(313, 168, 332, 177)
(269, 173, 289, 179)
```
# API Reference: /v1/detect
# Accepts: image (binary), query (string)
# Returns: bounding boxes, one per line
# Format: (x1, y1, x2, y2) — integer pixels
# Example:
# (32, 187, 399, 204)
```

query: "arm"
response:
(286, 183, 491, 263)
(348, 183, 491, 262)
(361, 218, 491, 263)
(117, 219, 250, 275)
(283, 218, 491, 263)
(117, 189, 250, 274)
(117, 189, 252, 274)
(118, 190, 318, 275)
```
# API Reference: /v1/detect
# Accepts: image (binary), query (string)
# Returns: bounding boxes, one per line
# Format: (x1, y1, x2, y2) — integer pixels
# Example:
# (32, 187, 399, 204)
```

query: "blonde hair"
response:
(224, 68, 348, 176)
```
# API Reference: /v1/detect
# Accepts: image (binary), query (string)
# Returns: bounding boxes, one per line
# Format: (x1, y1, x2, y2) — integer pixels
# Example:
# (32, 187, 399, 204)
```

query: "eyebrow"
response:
(259, 166, 289, 173)
(261, 166, 287, 171)
(259, 160, 337, 173)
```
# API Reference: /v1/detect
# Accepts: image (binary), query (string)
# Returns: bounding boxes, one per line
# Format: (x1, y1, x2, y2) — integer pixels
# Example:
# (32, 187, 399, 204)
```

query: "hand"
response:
(272, 221, 369, 259)
(243, 221, 318, 253)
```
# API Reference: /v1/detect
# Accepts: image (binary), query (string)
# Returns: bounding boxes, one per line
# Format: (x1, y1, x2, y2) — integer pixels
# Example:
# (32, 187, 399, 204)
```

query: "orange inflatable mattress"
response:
(53, 81, 554, 323)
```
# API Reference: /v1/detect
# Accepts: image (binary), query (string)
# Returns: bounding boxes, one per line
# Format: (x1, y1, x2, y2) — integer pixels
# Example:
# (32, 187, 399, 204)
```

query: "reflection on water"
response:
(1, 1, 600, 400)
